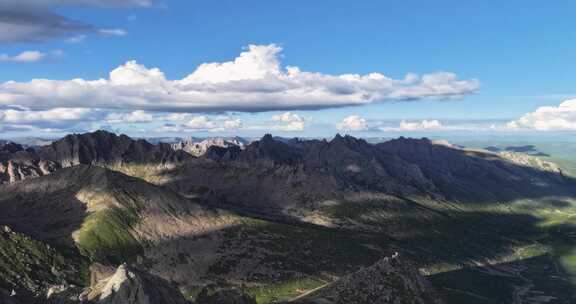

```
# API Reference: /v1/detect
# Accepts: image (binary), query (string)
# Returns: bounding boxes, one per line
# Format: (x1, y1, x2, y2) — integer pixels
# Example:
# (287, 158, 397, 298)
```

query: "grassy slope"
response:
(76, 208, 142, 264)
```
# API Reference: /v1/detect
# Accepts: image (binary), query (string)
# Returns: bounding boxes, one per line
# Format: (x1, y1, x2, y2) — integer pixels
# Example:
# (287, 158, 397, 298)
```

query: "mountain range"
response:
(0, 130, 575, 303)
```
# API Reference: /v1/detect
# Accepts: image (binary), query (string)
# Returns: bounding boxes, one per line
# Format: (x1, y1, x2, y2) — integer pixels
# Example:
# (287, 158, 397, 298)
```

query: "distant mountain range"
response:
(0, 130, 575, 303)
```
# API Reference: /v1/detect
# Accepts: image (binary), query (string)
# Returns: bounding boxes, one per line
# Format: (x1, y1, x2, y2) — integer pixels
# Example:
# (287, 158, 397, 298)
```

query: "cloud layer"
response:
(507, 99, 576, 131)
(0, 44, 480, 114)
(0, 0, 148, 43)
(159, 114, 243, 133)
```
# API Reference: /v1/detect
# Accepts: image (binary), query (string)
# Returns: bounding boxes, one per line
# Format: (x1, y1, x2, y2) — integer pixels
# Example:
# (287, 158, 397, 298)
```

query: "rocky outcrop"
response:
(293, 254, 443, 304)
(41, 264, 190, 304)
(89, 264, 189, 304)
(0, 141, 60, 184)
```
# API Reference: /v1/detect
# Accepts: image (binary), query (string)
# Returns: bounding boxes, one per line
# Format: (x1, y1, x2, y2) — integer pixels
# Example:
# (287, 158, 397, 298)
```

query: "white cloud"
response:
(0, 107, 93, 123)
(0, 44, 480, 113)
(506, 98, 576, 131)
(105, 110, 153, 123)
(395, 119, 443, 131)
(160, 115, 242, 133)
(0, 107, 97, 132)
(337, 115, 368, 131)
(180, 44, 282, 84)
(0, 51, 46, 63)
(98, 29, 128, 37)
(271, 112, 306, 131)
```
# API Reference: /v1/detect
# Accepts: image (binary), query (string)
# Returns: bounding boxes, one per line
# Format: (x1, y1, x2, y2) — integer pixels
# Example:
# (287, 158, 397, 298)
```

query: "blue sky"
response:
(1, 0, 575, 138)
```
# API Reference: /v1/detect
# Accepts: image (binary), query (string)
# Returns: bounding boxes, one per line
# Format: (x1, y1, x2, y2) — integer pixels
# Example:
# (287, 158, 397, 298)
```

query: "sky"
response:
(0, 0, 576, 139)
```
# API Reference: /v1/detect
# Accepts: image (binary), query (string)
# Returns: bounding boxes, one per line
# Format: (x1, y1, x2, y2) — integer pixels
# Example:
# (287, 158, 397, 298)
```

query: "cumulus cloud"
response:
(105, 110, 153, 123)
(0, 107, 93, 123)
(0, 44, 479, 113)
(337, 115, 368, 131)
(160, 114, 242, 133)
(0, 107, 98, 132)
(0, 50, 45, 62)
(271, 112, 306, 131)
(0, 0, 147, 43)
(506, 99, 576, 131)
(381, 119, 443, 131)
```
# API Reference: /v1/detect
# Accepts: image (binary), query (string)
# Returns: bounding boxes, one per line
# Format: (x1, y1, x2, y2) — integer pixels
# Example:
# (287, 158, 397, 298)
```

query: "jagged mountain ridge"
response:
(0, 130, 193, 185)
(39, 130, 192, 167)
(152, 133, 576, 302)
(1, 130, 575, 303)
(172, 133, 572, 216)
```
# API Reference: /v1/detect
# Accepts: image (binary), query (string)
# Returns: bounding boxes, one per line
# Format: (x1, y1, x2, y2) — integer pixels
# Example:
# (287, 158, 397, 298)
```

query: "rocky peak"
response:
(238, 134, 302, 166)
(261, 133, 274, 142)
(328, 134, 371, 152)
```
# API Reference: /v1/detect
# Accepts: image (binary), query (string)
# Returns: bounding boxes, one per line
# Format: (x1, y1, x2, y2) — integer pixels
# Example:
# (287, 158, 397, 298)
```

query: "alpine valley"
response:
(1, 130, 575, 304)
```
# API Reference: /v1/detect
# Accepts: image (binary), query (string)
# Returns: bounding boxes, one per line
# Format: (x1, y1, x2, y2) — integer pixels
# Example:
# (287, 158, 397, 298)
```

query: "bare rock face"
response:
(294, 254, 443, 304)
(41, 264, 190, 304)
(0, 141, 60, 184)
(172, 137, 246, 157)
(90, 264, 189, 304)
(499, 151, 563, 176)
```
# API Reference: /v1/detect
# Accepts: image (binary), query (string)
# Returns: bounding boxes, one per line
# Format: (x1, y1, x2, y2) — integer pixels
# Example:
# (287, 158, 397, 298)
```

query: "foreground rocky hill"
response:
(292, 254, 443, 304)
